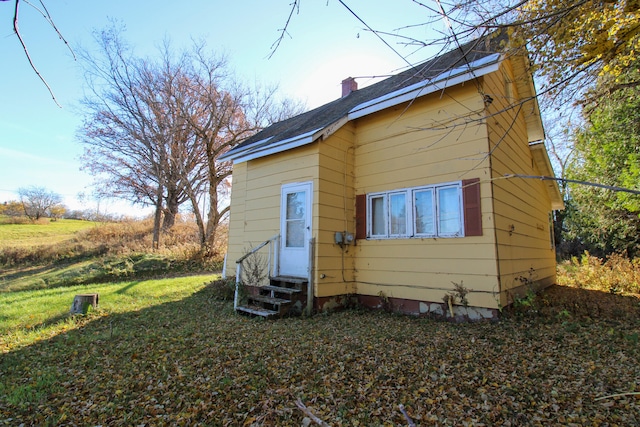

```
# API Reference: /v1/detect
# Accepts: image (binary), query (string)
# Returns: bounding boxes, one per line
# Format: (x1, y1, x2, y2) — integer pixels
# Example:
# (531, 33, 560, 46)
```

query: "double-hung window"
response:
(366, 182, 464, 239)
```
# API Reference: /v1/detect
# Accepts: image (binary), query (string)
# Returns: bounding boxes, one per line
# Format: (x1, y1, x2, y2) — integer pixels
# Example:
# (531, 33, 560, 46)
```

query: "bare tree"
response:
(18, 186, 63, 221)
(78, 26, 304, 251)
(78, 26, 179, 247)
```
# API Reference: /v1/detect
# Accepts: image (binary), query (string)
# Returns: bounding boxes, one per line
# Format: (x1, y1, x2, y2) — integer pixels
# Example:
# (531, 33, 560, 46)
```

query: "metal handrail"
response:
(234, 234, 280, 310)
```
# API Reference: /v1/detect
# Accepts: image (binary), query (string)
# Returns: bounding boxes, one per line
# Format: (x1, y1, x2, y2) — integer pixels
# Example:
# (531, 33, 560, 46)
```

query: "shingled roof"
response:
(220, 32, 509, 163)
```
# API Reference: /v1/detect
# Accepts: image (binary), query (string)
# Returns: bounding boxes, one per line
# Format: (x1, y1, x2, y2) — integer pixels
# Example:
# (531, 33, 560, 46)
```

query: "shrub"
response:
(557, 252, 640, 294)
(207, 277, 238, 301)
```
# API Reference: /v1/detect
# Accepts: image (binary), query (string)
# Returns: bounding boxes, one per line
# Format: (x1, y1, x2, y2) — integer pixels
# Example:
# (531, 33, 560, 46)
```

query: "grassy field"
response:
(0, 217, 222, 292)
(0, 218, 98, 248)
(1, 219, 640, 425)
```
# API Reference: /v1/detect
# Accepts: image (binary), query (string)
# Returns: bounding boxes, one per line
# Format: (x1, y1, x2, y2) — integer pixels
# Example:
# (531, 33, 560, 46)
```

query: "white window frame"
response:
(435, 184, 463, 238)
(368, 194, 388, 238)
(388, 191, 409, 237)
(367, 181, 464, 239)
(413, 187, 436, 237)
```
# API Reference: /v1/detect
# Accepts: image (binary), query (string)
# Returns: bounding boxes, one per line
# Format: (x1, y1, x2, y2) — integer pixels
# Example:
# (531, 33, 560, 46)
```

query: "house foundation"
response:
(315, 294, 499, 321)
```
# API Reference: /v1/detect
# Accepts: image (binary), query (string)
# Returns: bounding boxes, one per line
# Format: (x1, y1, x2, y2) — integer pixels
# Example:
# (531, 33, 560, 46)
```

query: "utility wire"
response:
(337, 0, 415, 68)
(505, 174, 640, 195)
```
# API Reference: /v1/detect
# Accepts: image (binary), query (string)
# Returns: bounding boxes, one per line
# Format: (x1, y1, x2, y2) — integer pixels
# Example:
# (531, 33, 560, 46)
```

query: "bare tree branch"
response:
(268, 0, 300, 59)
(11, 0, 61, 107)
(6, 0, 75, 107)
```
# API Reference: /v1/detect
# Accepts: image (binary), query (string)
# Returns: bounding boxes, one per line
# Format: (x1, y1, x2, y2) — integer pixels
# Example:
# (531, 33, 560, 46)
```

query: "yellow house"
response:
(219, 33, 564, 320)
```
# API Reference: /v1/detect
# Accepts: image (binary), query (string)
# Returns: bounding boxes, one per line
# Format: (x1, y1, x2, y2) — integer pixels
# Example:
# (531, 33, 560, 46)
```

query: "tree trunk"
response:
(152, 185, 164, 250)
(162, 205, 178, 230)
(162, 186, 180, 230)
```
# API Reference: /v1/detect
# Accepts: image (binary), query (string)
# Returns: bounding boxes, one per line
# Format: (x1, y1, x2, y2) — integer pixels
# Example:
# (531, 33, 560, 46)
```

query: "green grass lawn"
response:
(0, 274, 217, 352)
(0, 218, 98, 248)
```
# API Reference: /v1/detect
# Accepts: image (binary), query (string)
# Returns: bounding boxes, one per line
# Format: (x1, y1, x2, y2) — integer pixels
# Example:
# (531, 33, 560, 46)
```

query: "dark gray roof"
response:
(223, 32, 508, 161)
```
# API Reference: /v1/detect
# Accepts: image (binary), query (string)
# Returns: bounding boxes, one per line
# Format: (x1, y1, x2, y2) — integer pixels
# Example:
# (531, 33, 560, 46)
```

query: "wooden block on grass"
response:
(70, 293, 99, 315)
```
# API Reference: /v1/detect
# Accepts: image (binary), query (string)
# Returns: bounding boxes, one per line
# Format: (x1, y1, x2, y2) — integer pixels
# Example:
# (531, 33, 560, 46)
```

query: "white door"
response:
(279, 182, 312, 278)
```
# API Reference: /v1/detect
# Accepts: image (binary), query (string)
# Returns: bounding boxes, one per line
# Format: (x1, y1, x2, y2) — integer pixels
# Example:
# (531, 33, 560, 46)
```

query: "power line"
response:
(337, 0, 415, 68)
(504, 174, 640, 195)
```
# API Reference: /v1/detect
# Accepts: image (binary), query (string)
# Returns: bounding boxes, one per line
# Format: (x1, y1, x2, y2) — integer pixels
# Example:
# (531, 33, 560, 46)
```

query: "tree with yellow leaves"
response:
(440, 0, 640, 104)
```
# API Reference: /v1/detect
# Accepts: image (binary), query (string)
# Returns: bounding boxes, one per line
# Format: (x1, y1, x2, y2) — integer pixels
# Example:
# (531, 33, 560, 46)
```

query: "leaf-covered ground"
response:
(1, 284, 639, 426)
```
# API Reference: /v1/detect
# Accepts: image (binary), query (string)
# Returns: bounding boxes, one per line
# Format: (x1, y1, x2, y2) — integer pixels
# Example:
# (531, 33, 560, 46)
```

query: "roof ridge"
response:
(220, 31, 508, 163)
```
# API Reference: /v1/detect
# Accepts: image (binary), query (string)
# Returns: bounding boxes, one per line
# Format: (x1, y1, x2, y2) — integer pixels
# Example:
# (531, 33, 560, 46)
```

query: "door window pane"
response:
(371, 196, 386, 236)
(286, 191, 306, 247)
(414, 189, 435, 235)
(286, 220, 305, 247)
(389, 192, 407, 235)
(286, 192, 305, 219)
(438, 186, 461, 235)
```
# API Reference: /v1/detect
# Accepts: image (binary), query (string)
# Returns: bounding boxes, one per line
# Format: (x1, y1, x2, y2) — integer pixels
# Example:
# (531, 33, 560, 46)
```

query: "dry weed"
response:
(557, 252, 640, 294)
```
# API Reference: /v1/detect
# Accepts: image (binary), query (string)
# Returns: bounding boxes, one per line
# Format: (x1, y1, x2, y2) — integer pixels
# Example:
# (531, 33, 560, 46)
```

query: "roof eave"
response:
(530, 142, 565, 210)
(220, 128, 323, 164)
(349, 53, 502, 120)
(510, 54, 545, 143)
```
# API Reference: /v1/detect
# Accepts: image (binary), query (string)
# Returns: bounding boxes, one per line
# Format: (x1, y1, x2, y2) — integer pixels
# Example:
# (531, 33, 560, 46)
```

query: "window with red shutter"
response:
(355, 179, 481, 239)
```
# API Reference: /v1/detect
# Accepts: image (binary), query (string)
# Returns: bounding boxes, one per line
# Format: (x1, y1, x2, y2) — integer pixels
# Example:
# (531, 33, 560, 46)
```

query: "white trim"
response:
(349, 54, 501, 120)
(220, 128, 322, 163)
(218, 136, 273, 161)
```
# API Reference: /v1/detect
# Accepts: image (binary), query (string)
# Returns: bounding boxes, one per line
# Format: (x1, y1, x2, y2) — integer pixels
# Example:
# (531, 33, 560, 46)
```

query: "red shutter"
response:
(462, 178, 482, 236)
(355, 194, 367, 239)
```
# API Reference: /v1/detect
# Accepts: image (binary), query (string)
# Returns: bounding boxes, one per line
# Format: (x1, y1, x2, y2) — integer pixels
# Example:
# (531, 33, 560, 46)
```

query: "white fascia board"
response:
(348, 53, 502, 120)
(218, 136, 273, 162)
(229, 128, 323, 164)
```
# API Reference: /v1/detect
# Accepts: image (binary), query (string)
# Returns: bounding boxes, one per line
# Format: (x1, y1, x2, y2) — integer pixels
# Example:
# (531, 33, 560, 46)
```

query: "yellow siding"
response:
(315, 124, 357, 297)
(484, 61, 557, 306)
(225, 59, 557, 312)
(224, 144, 319, 276)
(352, 84, 501, 309)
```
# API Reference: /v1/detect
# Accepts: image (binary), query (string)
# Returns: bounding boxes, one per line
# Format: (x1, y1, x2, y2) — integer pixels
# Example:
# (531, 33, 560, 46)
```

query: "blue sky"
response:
(1, 1, 440, 215)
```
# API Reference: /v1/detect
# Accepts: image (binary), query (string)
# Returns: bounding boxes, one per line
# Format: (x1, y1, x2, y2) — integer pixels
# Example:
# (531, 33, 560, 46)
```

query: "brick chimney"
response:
(341, 77, 357, 97)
